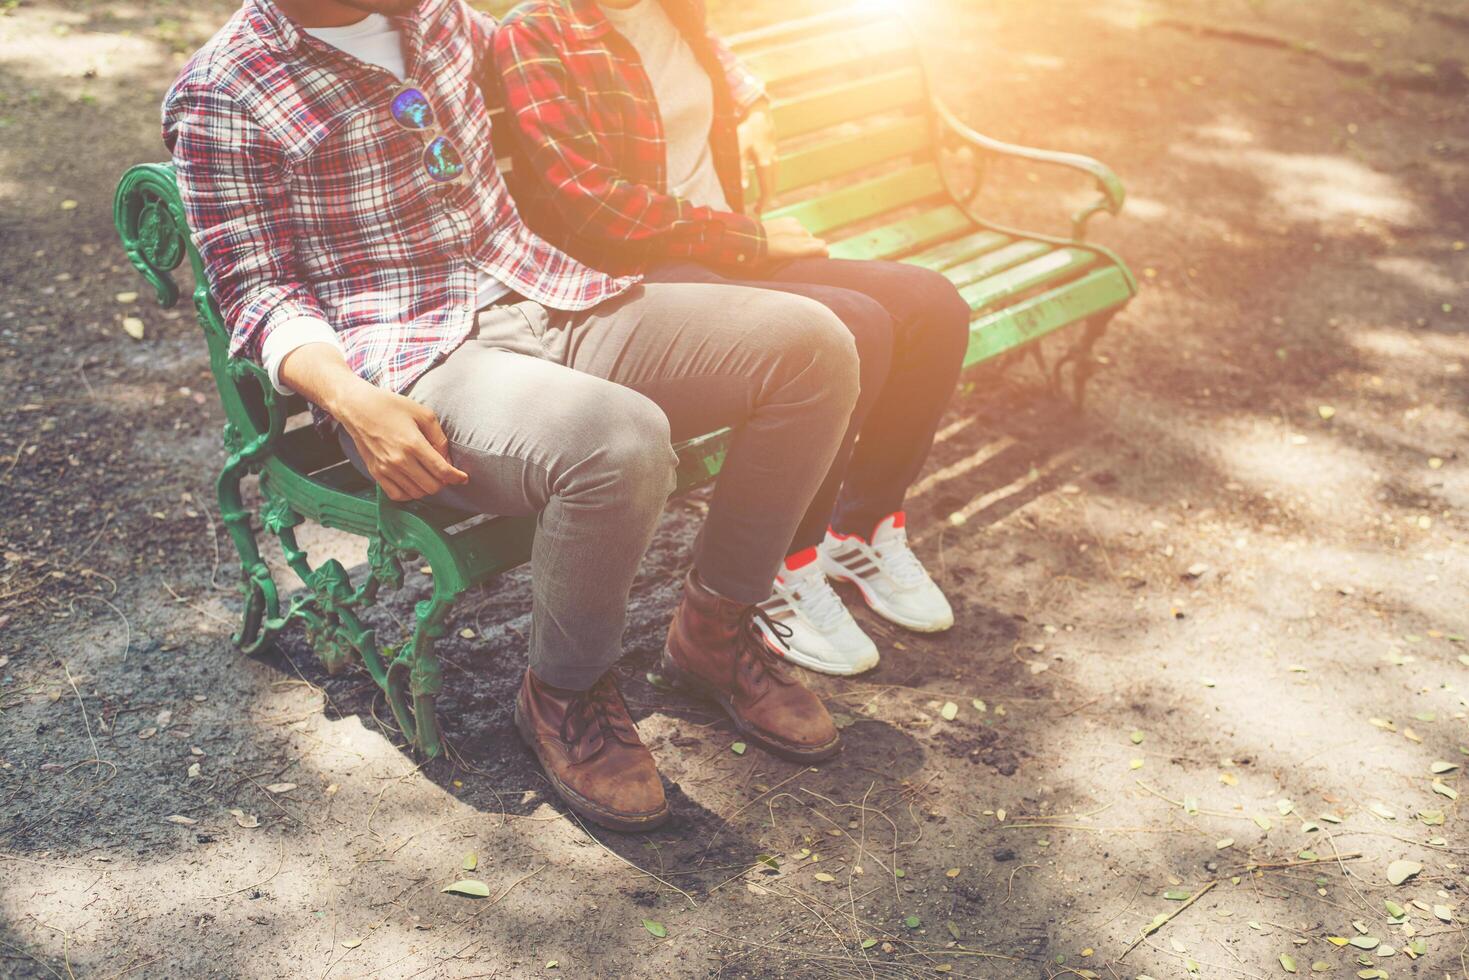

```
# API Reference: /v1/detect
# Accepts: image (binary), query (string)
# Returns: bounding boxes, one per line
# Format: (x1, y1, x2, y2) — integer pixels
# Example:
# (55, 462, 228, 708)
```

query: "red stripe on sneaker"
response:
(784, 546, 819, 571)
(888, 511, 906, 530)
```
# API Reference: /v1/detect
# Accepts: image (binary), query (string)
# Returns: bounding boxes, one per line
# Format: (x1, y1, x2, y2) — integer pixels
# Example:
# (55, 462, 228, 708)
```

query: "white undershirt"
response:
(262, 14, 510, 394)
(598, 0, 729, 211)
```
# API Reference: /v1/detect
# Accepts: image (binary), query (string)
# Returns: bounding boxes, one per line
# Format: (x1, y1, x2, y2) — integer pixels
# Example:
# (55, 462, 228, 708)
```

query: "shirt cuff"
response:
(261, 315, 342, 395)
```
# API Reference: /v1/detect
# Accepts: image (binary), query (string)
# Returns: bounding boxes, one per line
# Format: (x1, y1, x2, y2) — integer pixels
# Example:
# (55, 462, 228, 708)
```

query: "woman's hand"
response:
(761, 216, 828, 262)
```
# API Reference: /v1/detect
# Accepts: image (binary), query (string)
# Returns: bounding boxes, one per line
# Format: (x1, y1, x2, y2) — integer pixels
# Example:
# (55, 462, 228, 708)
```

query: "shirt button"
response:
(735, 253, 748, 263)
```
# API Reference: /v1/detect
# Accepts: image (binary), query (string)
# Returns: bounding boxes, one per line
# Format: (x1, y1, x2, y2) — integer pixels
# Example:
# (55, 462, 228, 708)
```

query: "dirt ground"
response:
(3, 0, 1469, 977)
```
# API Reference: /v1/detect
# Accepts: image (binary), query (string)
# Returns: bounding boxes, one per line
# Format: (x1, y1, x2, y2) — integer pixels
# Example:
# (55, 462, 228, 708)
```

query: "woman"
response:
(493, 0, 972, 675)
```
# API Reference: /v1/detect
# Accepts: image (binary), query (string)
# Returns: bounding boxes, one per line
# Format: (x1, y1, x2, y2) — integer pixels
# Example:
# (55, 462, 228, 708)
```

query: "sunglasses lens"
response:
(391, 88, 435, 130)
(424, 136, 466, 183)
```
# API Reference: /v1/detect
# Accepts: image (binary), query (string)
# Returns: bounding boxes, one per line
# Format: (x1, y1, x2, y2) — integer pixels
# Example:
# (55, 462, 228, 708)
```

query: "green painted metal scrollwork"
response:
(112, 162, 469, 758)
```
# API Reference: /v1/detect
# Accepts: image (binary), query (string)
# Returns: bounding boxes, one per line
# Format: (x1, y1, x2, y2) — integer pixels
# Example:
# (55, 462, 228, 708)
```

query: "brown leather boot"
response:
(661, 569, 841, 762)
(514, 669, 669, 832)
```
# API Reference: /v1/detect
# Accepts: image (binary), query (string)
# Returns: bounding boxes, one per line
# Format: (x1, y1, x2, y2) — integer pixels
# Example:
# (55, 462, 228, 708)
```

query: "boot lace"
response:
(736, 606, 797, 690)
(562, 674, 641, 748)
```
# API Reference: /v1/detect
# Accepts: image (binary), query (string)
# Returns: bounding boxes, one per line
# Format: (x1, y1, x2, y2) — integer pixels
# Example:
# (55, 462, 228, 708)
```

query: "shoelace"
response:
(781, 566, 851, 632)
(736, 606, 796, 688)
(872, 528, 928, 590)
(561, 674, 640, 748)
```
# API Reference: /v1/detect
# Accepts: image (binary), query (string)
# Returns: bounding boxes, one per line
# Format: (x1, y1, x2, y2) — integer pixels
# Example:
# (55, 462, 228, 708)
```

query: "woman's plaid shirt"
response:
(492, 0, 768, 276)
(162, 0, 636, 404)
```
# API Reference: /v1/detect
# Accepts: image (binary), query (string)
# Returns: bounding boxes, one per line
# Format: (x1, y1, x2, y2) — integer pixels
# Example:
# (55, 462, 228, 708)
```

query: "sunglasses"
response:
(390, 85, 467, 184)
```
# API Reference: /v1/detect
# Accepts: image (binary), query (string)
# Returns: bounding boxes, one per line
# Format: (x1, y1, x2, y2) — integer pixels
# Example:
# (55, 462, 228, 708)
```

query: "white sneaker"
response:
(757, 550, 880, 676)
(819, 513, 954, 633)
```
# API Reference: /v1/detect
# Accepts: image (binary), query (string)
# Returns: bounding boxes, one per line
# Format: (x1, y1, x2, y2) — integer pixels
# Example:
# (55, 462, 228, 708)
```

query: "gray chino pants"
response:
(339, 283, 860, 689)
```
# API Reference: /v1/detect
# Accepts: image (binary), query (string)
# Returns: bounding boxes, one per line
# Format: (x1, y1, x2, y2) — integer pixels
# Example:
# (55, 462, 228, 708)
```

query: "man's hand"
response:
(738, 100, 779, 215)
(334, 384, 468, 502)
(762, 217, 828, 262)
(280, 343, 468, 502)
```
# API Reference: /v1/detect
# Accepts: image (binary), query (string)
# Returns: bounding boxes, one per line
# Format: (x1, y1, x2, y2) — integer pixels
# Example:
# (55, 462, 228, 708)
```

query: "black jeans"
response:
(646, 257, 971, 553)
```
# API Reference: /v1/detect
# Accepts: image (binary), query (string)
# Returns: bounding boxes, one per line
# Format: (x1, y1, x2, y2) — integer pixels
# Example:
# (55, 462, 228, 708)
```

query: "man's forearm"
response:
(278, 341, 373, 420)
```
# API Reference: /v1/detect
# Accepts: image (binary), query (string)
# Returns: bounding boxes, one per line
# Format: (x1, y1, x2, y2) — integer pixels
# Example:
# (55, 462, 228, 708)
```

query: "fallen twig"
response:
(1119, 879, 1217, 960)
(62, 662, 103, 779)
(568, 811, 696, 908)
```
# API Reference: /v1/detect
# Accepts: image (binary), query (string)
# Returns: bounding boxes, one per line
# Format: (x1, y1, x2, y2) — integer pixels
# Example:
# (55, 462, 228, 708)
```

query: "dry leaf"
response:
(1386, 860, 1422, 885)
(442, 879, 490, 898)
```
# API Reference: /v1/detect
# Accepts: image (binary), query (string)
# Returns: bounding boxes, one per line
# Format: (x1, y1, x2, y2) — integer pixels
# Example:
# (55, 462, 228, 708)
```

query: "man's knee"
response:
(572, 388, 678, 505)
(759, 293, 862, 408)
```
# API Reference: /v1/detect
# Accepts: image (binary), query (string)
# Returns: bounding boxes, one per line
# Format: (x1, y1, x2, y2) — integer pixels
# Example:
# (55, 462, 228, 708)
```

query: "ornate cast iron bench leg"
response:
(217, 426, 280, 654)
(385, 592, 454, 758)
(1050, 308, 1119, 409)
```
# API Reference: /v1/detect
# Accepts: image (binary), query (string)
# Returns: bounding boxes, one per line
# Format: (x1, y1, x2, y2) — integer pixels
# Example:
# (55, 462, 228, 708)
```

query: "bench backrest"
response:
(728, 7, 938, 227)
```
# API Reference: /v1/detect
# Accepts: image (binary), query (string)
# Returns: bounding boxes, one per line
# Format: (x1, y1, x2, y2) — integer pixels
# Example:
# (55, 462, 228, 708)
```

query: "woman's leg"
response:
(756, 258, 971, 537)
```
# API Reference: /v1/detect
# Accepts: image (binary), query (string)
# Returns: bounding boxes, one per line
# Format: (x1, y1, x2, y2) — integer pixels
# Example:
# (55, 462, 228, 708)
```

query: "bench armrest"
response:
(933, 97, 1126, 239)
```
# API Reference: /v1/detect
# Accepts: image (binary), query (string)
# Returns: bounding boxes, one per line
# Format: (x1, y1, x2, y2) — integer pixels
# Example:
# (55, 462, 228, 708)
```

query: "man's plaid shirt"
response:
(162, 0, 636, 411)
(492, 0, 768, 276)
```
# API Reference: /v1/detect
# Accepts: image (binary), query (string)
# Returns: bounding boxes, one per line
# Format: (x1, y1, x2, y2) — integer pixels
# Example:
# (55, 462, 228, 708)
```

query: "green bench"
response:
(113, 4, 1134, 759)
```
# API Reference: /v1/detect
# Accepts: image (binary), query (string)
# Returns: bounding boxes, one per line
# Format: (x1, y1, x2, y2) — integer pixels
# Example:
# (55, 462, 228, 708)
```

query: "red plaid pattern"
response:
(492, 0, 768, 276)
(162, 0, 635, 410)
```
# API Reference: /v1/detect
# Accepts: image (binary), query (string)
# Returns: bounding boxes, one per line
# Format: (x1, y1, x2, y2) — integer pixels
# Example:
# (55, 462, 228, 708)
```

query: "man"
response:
(164, 0, 864, 833)
(493, 0, 972, 678)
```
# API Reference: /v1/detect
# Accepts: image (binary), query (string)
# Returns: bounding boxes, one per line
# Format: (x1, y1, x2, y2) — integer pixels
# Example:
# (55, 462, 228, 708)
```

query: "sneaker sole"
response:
(759, 631, 879, 677)
(658, 646, 842, 763)
(513, 702, 671, 833)
(822, 563, 954, 634)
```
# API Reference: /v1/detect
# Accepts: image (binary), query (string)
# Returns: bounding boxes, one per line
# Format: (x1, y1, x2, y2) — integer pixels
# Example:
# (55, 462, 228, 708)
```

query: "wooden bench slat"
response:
(963, 265, 1133, 367)
(764, 161, 945, 238)
(726, 6, 866, 53)
(741, 19, 915, 89)
(451, 513, 540, 581)
(771, 67, 927, 140)
(826, 204, 975, 262)
(960, 247, 1100, 313)
(943, 240, 1054, 290)
(904, 228, 1013, 272)
(772, 117, 931, 195)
